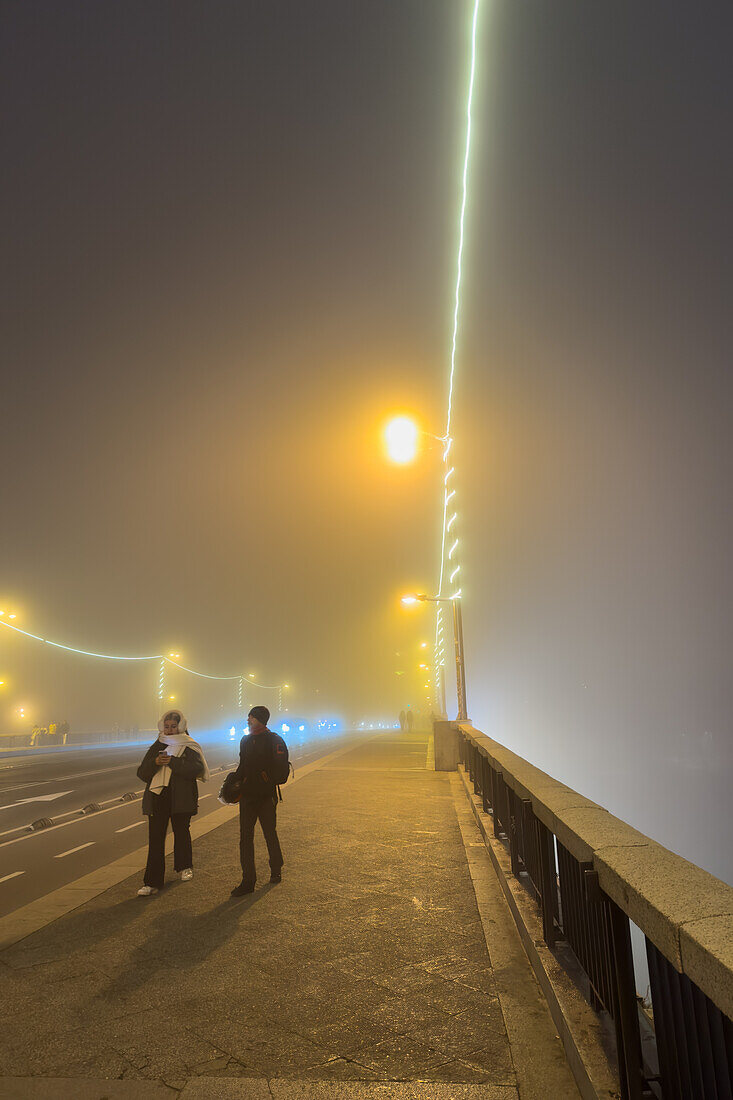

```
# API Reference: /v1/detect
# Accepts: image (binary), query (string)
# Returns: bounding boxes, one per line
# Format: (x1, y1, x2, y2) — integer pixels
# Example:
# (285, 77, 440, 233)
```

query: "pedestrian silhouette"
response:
(230, 705, 288, 897)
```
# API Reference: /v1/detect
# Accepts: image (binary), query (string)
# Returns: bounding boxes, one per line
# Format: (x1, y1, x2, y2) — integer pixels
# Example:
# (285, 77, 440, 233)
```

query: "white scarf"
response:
(149, 732, 211, 794)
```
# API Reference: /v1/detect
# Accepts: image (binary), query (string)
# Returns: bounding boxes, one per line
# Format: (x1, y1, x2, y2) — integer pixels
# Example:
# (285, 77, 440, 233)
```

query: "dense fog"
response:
(2, 3, 730, 884)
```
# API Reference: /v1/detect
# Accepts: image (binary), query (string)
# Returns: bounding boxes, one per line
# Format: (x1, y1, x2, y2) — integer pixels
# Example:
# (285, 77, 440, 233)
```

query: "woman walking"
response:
(136, 710, 210, 896)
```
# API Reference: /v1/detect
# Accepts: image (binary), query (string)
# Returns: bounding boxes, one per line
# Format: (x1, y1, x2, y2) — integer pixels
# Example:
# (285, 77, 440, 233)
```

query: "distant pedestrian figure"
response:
(406, 709, 415, 732)
(399, 709, 406, 731)
(231, 705, 288, 897)
(136, 710, 211, 897)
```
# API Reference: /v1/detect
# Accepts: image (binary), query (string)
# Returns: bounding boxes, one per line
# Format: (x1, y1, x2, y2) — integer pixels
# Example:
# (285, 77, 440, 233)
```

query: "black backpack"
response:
(270, 732, 292, 786)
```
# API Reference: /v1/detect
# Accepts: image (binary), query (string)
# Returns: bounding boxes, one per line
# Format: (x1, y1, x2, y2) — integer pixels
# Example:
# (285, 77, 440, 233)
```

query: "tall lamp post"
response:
(402, 594, 468, 722)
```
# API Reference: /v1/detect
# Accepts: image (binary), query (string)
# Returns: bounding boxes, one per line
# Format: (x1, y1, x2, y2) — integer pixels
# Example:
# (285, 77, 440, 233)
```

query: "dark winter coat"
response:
(234, 729, 288, 802)
(137, 741, 204, 816)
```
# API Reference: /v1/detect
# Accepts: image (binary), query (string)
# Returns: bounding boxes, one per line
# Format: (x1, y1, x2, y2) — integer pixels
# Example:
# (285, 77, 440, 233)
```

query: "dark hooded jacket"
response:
(137, 741, 204, 816)
(234, 728, 288, 801)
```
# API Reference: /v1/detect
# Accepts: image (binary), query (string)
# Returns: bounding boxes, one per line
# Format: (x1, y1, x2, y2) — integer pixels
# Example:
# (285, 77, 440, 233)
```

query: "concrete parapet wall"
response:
(453, 720, 733, 1023)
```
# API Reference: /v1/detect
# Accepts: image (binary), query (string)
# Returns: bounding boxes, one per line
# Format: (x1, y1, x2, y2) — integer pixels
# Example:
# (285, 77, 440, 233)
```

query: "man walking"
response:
(231, 705, 287, 897)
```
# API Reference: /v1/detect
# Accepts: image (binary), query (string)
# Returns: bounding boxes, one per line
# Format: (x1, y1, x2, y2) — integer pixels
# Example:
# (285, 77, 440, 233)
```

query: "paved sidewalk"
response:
(0, 732, 579, 1098)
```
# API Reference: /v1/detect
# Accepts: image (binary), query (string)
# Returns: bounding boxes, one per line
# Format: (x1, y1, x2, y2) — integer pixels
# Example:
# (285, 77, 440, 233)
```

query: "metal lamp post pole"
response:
(410, 595, 468, 722)
(452, 597, 468, 721)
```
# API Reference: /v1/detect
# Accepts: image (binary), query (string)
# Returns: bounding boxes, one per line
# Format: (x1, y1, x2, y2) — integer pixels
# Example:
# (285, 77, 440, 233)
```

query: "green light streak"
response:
(434, 0, 481, 704)
(0, 618, 282, 690)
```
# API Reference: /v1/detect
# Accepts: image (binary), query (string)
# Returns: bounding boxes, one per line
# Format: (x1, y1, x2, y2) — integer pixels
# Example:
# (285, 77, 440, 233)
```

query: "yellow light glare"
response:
(401, 596, 418, 607)
(8, 614, 16, 620)
(384, 416, 419, 464)
(168, 695, 176, 701)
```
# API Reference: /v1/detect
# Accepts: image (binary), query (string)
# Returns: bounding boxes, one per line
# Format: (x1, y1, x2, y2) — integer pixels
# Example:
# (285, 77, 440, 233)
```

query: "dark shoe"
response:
(270, 872, 282, 884)
(231, 882, 255, 897)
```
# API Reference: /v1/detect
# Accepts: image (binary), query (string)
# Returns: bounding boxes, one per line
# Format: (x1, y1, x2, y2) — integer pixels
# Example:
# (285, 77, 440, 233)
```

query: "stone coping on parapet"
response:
(455, 721, 733, 1023)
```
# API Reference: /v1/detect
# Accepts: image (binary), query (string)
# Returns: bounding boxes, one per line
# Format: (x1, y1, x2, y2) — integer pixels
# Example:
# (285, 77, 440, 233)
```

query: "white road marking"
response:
(116, 820, 145, 833)
(0, 871, 25, 884)
(0, 763, 136, 793)
(199, 793, 213, 800)
(55, 842, 94, 859)
(0, 791, 74, 811)
(0, 771, 226, 848)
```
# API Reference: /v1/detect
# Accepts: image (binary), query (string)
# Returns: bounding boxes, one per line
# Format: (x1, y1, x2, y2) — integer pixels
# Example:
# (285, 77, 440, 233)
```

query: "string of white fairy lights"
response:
(0, 616, 286, 714)
(434, 0, 481, 710)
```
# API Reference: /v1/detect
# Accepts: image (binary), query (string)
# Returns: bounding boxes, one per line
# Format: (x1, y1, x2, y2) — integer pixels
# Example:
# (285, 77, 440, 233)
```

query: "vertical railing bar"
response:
(607, 896, 645, 1100)
(669, 959, 695, 1098)
(680, 973, 707, 1099)
(648, 939, 684, 1100)
(690, 982, 720, 1100)
(481, 754, 489, 813)
(584, 867, 604, 1012)
(537, 816, 556, 948)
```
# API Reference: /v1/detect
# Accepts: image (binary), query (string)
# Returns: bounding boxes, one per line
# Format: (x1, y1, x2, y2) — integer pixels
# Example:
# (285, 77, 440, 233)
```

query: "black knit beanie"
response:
(248, 705, 270, 726)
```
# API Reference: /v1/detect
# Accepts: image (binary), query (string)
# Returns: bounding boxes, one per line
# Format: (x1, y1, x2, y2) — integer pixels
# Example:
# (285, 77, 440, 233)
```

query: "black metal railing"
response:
(646, 940, 733, 1100)
(457, 727, 733, 1100)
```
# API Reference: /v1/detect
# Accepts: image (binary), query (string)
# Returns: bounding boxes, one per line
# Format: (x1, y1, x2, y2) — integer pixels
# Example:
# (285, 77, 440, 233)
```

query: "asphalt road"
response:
(0, 730, 354, 917)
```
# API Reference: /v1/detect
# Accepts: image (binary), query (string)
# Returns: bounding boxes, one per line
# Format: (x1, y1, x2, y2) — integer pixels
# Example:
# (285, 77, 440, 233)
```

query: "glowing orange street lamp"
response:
(384, 416, 420, 464)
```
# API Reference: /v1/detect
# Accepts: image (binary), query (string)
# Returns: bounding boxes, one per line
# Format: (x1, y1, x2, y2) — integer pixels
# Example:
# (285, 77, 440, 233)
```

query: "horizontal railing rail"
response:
(450, 721, 733, 1100)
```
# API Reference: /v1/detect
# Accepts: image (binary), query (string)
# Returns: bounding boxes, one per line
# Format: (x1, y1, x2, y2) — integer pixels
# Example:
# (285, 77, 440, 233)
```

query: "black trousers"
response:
(239, 795, 283, 885)
(144, 798, 193, 888)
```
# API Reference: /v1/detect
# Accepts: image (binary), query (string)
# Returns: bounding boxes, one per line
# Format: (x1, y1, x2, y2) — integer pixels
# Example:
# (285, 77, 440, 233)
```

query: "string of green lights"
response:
(434, 0, 481, 709)
(0, 616, 284, 693)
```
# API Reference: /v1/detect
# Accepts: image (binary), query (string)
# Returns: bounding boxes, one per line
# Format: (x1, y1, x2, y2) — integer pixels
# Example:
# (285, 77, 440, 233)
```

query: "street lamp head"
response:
(401, 593, 430, 607)
(384, 416, 419, 464)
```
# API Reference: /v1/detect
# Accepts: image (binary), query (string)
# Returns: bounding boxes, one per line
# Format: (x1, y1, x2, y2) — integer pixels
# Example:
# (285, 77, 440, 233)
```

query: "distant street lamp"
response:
(401, 593, 468, 721)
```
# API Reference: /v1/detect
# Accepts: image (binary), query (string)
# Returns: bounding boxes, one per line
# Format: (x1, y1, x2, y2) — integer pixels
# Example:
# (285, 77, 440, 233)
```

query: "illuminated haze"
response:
(2, 4, 732, 880)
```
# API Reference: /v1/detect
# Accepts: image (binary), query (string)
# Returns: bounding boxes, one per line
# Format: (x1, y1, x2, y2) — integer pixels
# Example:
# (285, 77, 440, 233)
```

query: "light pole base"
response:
(433, 719, 460, 771)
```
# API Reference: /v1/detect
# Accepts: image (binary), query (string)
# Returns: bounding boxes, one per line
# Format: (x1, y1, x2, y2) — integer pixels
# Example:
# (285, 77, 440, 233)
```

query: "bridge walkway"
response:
(1, 730, 580, 1099)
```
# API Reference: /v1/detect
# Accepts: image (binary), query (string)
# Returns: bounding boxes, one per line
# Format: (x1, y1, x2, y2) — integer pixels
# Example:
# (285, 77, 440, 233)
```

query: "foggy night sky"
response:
(2, 5, 732, 879)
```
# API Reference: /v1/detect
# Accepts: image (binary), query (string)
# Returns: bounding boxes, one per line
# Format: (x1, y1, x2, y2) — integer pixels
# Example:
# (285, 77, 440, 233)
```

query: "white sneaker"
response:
(137, 885, 158, 896)
(180, 868, 194, 882)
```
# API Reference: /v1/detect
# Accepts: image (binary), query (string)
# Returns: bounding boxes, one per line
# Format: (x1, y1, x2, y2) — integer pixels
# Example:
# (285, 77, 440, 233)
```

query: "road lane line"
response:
(55, 842, 95, 859)
(116, 821, 145, 833)
(0, 763, 136, 793)
(0, 797, 142, 846)
(0, 872, 24, 884)
(0, 769, 229, 847)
